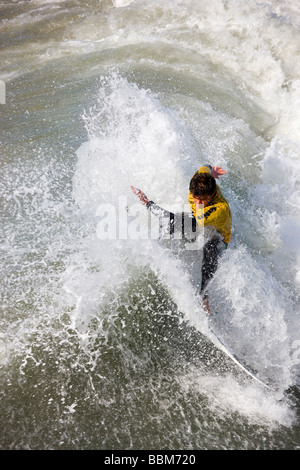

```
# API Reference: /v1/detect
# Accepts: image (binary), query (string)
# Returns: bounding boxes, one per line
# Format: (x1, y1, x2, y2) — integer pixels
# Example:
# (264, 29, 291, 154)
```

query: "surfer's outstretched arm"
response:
(130, 186, 150, 206)
(130, 186, 196, 239)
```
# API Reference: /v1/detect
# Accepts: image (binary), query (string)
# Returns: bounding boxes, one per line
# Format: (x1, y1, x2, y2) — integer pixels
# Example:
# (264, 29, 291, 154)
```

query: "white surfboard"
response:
(206, 325, 271, 389)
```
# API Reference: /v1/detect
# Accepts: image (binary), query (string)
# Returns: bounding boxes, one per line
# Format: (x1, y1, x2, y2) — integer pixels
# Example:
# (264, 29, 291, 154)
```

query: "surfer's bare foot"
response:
(202, 296, 211, 315)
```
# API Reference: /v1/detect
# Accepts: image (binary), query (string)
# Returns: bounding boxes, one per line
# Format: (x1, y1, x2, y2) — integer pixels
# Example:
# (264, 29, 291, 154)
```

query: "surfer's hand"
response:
(130, 186, 149, 205)
(211, 166, 226, 179)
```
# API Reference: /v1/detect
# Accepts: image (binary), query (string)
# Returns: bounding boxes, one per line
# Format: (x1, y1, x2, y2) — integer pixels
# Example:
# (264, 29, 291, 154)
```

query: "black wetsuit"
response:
(146, 200, 225, 295)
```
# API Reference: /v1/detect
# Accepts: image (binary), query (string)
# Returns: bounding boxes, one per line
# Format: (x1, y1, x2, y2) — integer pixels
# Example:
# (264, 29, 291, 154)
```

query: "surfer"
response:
(131, 165, 231, 314)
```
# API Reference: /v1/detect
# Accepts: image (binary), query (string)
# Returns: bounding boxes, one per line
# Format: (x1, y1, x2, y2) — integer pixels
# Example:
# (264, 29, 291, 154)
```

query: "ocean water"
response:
(1, 0, 300, 450)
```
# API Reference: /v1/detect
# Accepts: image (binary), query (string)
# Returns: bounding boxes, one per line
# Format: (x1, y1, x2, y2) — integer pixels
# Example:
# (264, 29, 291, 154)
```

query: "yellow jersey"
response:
(188, 165, 232, 244)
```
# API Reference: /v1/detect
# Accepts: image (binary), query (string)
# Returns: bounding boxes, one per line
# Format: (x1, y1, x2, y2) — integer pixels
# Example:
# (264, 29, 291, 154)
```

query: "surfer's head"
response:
(189, 172, 216, 206)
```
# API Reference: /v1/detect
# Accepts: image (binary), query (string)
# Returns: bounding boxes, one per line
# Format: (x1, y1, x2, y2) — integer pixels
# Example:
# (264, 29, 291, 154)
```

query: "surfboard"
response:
(199, 294, 271, 388)
(205, 324, 271, 389)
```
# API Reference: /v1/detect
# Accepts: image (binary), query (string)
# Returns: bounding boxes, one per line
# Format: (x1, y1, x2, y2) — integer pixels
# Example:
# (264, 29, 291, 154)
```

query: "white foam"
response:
(179, 367, 295, 427)
(252, 136, 300, 289)
(73, 73, 197, 212)
(112, 0, 136, 7)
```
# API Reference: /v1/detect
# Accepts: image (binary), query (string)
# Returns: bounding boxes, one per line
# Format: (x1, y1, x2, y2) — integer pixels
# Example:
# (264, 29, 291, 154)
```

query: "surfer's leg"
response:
(201, 239, 220, 314)
(201, 239, 220, 293)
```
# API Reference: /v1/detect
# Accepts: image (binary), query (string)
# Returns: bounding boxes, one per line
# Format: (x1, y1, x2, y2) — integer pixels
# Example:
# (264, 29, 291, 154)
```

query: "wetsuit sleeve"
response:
(146, 201, 197, 240)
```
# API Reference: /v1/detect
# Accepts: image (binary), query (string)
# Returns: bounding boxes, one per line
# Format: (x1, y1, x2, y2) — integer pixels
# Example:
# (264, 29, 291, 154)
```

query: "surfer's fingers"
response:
(212, 166, 226, 179)
(130, 186, 149, 204)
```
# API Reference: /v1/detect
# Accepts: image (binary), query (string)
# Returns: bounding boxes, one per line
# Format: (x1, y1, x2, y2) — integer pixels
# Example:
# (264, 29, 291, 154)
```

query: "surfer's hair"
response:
(189, 172, 216, 197)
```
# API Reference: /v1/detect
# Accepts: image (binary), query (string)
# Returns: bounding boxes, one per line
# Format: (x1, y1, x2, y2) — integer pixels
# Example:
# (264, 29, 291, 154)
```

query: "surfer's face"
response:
(192, 194, 213, 207)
